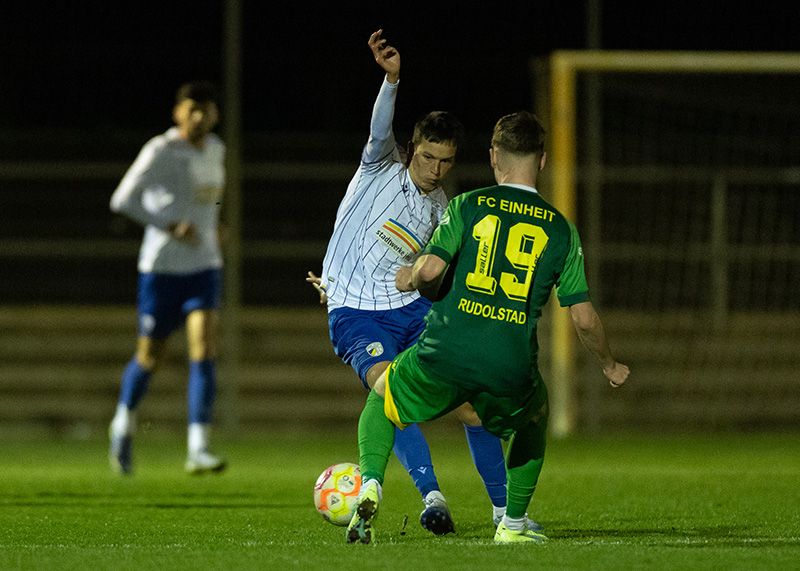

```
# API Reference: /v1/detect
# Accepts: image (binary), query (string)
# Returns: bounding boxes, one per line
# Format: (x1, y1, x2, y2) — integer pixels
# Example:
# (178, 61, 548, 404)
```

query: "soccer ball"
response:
(313, 462, 361, 526)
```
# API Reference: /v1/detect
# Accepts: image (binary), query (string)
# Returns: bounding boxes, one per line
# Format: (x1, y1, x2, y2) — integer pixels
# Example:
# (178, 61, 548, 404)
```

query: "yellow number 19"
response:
(465, 214, 549, 301)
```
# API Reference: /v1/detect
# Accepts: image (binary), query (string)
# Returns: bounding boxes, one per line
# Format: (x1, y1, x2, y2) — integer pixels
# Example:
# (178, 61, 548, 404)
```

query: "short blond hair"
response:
(491, 111, 545, 156)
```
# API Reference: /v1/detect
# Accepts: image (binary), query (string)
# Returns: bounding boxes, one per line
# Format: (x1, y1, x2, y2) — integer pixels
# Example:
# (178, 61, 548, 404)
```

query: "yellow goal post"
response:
(545, 50, 800, 437)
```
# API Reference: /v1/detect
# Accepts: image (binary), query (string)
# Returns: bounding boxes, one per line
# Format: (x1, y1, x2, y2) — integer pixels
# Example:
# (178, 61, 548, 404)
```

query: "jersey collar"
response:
(501, 183, 539, 194)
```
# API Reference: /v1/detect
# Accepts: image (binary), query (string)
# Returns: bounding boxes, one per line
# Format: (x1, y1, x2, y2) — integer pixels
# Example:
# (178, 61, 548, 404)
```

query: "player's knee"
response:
(135, 337, 166, 371)
(372, 375, 387, 398)
(188, 339, 216, 361)
(365, 361, 390, 389)
(186, 325, 217, 360)
(455, 403, 482, 426)
(135, 349, 160, 371)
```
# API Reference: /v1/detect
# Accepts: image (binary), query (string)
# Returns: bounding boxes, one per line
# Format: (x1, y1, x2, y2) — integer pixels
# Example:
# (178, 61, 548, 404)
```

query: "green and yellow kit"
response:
(384, 184, 589, 437)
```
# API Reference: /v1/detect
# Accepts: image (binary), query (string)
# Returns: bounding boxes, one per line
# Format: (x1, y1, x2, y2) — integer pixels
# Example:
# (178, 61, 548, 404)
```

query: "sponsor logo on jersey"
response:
(366, 342, 384, 357)
(193, 185, 223, 204)
(376, 218, 424, 262)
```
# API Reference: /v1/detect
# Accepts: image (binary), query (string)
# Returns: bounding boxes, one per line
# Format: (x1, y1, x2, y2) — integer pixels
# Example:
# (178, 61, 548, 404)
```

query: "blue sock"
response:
(188, 359, 216, 423)
(465, 424, 507, 507)
(393, 423, 439, 498)
(118, 358, 152, 409)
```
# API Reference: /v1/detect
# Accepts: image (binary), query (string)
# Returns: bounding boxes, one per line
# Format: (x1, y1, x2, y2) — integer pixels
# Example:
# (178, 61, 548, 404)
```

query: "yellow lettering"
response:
(480, 198, 557, 221)
(456, 297, 526, 325)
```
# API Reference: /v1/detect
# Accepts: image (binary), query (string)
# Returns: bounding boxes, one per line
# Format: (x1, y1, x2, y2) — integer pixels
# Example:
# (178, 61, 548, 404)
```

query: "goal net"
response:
(538, 51, 800, 435)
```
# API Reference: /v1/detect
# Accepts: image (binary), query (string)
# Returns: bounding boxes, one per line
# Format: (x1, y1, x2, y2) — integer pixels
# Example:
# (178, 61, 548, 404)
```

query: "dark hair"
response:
(175, 81, 218, 104)
(491, 111, 546, 156)
(412, 111, 465, 149)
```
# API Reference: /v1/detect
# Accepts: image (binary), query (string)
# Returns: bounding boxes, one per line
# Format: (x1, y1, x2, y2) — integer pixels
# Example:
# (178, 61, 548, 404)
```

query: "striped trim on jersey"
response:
(321, 157, 447, 312)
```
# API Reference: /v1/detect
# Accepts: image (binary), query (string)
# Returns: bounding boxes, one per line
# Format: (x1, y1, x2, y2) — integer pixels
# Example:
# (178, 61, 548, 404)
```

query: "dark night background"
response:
(2, 2, 800, 437)
(2, 1, 800, 305)
(4, 1, 800, 141)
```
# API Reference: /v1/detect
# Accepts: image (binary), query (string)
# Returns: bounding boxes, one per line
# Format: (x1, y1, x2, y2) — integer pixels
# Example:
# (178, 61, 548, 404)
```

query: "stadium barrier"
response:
(1, 305, 798, 433)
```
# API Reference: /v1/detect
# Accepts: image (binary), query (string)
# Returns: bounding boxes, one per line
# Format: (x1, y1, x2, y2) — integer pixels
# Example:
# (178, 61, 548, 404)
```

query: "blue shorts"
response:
(137, 269, 222, 339)
(328, 297, 432, 389)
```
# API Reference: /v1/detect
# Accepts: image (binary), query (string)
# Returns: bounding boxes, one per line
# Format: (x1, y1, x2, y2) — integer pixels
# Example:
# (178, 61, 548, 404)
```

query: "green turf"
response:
(0, 426, 798, 570)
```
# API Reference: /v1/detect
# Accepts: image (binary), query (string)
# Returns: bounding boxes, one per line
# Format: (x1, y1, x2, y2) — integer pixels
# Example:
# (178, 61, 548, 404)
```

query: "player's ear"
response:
(489, 147, 497, 170)
(539, 152, 547, 172)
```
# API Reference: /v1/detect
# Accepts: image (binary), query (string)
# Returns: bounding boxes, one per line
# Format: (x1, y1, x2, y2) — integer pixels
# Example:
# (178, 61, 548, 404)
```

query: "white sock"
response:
(187, 422, 210, 454)
(361, 478, 383, 500)
(502, 514, 525, 531)
(493, 505, 506, 521)
(111, 404, 136, 435)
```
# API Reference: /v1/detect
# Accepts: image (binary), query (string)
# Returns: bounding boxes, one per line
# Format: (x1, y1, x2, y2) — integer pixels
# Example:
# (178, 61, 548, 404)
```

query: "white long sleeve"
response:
(110, 127, 225, 274)
(110, 136, 174, 230)
(362, 77, 399, 164)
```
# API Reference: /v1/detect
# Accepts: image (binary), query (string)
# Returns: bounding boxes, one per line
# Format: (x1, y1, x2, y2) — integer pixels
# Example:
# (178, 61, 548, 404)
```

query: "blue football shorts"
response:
(136, 269, 222, 339)
(328, 297, 432, 389)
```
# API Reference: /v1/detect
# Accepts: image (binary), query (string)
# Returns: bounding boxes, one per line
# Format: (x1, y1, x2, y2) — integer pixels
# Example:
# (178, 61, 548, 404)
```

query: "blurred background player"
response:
(346, 111, 630, 544)
(308, 30, 539, 535)
(107, 81, 227, 475)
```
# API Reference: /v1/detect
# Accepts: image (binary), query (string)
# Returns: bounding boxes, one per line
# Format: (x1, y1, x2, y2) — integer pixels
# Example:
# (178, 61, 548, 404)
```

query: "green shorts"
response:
(384, 344, 548, 439)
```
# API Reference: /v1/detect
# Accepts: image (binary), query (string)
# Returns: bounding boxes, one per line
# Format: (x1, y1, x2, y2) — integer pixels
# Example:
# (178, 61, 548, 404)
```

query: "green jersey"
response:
(417, 184, 589, 396)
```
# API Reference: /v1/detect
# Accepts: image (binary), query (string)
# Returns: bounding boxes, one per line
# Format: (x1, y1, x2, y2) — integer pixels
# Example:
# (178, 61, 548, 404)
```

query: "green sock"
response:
(504, 418, 547, 519)
(506, 457, 544, 519)
(358, 390, 396, 484)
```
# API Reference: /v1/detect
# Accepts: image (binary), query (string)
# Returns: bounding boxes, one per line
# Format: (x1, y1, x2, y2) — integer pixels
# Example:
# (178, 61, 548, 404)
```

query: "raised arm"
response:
(369, 29, 400, 84)
(363, 29, 401, 164)
(569, 301, 630, 387)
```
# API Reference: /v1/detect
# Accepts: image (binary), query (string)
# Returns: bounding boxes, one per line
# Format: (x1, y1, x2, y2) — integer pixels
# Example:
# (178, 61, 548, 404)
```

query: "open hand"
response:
(168, 221, 198, 245)
(306, 271, 328, 305)
(368, 29, 400, 82)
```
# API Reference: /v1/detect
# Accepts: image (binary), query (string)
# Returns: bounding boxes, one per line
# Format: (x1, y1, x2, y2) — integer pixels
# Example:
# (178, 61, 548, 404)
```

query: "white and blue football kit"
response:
(321, 78, 447, 384)
(109, 126, 225, 459)
(111, 126, 225, 338)
(320, 78, 511, 522)
(322, 80, 447, 313)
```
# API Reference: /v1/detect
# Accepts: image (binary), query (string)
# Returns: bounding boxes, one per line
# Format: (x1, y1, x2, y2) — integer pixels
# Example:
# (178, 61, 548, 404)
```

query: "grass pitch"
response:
(0, 426, 798, 570)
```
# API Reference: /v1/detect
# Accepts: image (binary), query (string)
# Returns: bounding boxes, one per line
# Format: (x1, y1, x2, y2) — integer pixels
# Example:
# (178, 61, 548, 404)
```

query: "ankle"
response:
(502, 515, 525, 531)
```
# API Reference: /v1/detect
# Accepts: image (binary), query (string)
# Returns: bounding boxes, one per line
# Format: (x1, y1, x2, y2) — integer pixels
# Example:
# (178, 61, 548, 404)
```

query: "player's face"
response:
(173, 98, 219, 146)
(408, 139, 457, 193)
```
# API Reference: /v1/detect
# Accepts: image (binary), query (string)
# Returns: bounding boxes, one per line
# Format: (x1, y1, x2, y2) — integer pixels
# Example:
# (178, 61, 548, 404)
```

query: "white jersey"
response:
(321, 78, 448, 312)
(110, 127, 225, 274)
